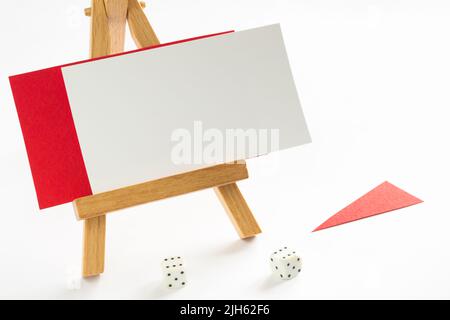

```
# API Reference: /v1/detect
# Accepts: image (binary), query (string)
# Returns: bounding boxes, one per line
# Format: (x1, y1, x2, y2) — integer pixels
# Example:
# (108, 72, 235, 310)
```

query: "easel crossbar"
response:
(74, 164, 249, 220)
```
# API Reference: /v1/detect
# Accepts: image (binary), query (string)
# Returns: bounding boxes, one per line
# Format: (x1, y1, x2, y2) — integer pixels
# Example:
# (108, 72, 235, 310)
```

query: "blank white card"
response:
(62, 24, 311, 193)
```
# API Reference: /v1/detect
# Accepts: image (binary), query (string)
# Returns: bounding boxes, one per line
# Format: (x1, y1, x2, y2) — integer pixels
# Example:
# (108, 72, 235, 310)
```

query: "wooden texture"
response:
(90, 0, 110, 57)
(215, 183, 262, 239)
(74, 164, 249, 220)
(127, 0, 159, 47)
(105, 0, 128, 54)
(85, 1, 146, 17)
(83, 215, 106, 277)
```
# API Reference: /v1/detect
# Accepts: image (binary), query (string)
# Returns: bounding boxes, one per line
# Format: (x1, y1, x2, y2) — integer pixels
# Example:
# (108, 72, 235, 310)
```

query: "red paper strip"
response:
(9, 31, 233, 210)
(10, 67, 93, 209)
(313, 181, 423, 232)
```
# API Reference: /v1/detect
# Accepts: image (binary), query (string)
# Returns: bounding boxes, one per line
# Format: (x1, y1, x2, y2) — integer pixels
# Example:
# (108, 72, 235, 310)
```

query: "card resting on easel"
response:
(9, 24, 311, 209)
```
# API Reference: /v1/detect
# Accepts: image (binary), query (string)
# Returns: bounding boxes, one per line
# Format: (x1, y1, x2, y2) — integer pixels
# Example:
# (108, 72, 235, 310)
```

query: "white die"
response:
(162, 256, 187, 289)
(270, 247, 302, 280)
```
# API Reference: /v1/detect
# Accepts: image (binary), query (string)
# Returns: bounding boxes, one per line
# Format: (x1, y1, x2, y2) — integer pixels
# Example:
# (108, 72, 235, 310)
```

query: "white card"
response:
(62, 24, 311, 193)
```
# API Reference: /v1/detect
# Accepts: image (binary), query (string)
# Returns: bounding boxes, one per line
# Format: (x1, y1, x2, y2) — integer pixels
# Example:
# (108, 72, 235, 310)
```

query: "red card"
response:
(313, 181, 423, 232)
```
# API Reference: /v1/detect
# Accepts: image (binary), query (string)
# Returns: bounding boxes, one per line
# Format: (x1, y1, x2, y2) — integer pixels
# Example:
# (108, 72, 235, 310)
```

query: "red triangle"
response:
(313, 181, 423, 232)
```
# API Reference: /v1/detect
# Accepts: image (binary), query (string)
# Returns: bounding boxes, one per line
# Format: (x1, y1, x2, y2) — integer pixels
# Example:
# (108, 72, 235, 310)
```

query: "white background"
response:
(0, 0, 449, 299)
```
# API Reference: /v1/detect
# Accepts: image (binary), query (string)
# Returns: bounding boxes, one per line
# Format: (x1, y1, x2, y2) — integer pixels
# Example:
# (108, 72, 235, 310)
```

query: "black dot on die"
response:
(179, 264, 182, 266)
(288, 274, 291, 278)
(164, 259, 168, 261)
(292, 266, 296, 270)
(169, 284, 172, 288)
(279, 249, 282, 252)
(171, 258, 174, 260)
(288, 254, 291, 257)
(181, 271, 184, 274)
(287, 263, 290, 267)
(298, 269, 301, 272)
(271, 258, 273, 262)
(182, 282, 186, 286)
(283, 257, 286, 259)
(175, 278, 178, 281)
(177, 257, 181, 259)
(274, 252, 277, 255)
(297, 258, 300, 261)
(167, 273, 171, 276)
(172, 265, 176, 267)
(280, 274, 283, 278)
(166, 266, 169, 269)
(275, 266, 278, 270)
(284, 247, 287, 249)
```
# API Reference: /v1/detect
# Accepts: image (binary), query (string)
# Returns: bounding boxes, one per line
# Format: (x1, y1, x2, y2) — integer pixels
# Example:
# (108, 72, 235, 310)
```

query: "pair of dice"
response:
(162, 247, 302, 288)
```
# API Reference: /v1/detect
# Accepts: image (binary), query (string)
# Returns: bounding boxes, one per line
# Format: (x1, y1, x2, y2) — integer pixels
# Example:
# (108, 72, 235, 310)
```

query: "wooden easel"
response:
(76, 0, 262, 278)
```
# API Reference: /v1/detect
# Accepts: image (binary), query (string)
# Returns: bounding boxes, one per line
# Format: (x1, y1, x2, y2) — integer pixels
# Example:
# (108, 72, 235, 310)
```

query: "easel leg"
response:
(215, 183, 262, 239)
(82, 215, 106, 277)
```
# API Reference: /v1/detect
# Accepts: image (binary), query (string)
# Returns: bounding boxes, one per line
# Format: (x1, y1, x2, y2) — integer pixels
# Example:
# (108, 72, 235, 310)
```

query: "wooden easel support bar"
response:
(81, 0, 126, 278)
(85, 1, 146, 16)
(215, 184, 262, 239)
(74, 164, 249, 220)
(83, 215, 106, 277)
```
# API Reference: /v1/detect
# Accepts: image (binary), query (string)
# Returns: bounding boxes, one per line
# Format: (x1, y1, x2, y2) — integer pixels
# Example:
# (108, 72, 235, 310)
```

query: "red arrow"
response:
(314, 181, 423, 232)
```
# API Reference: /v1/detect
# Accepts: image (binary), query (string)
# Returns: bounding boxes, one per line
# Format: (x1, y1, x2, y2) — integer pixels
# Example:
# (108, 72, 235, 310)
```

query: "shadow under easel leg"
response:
(210, 237, 257, 256)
